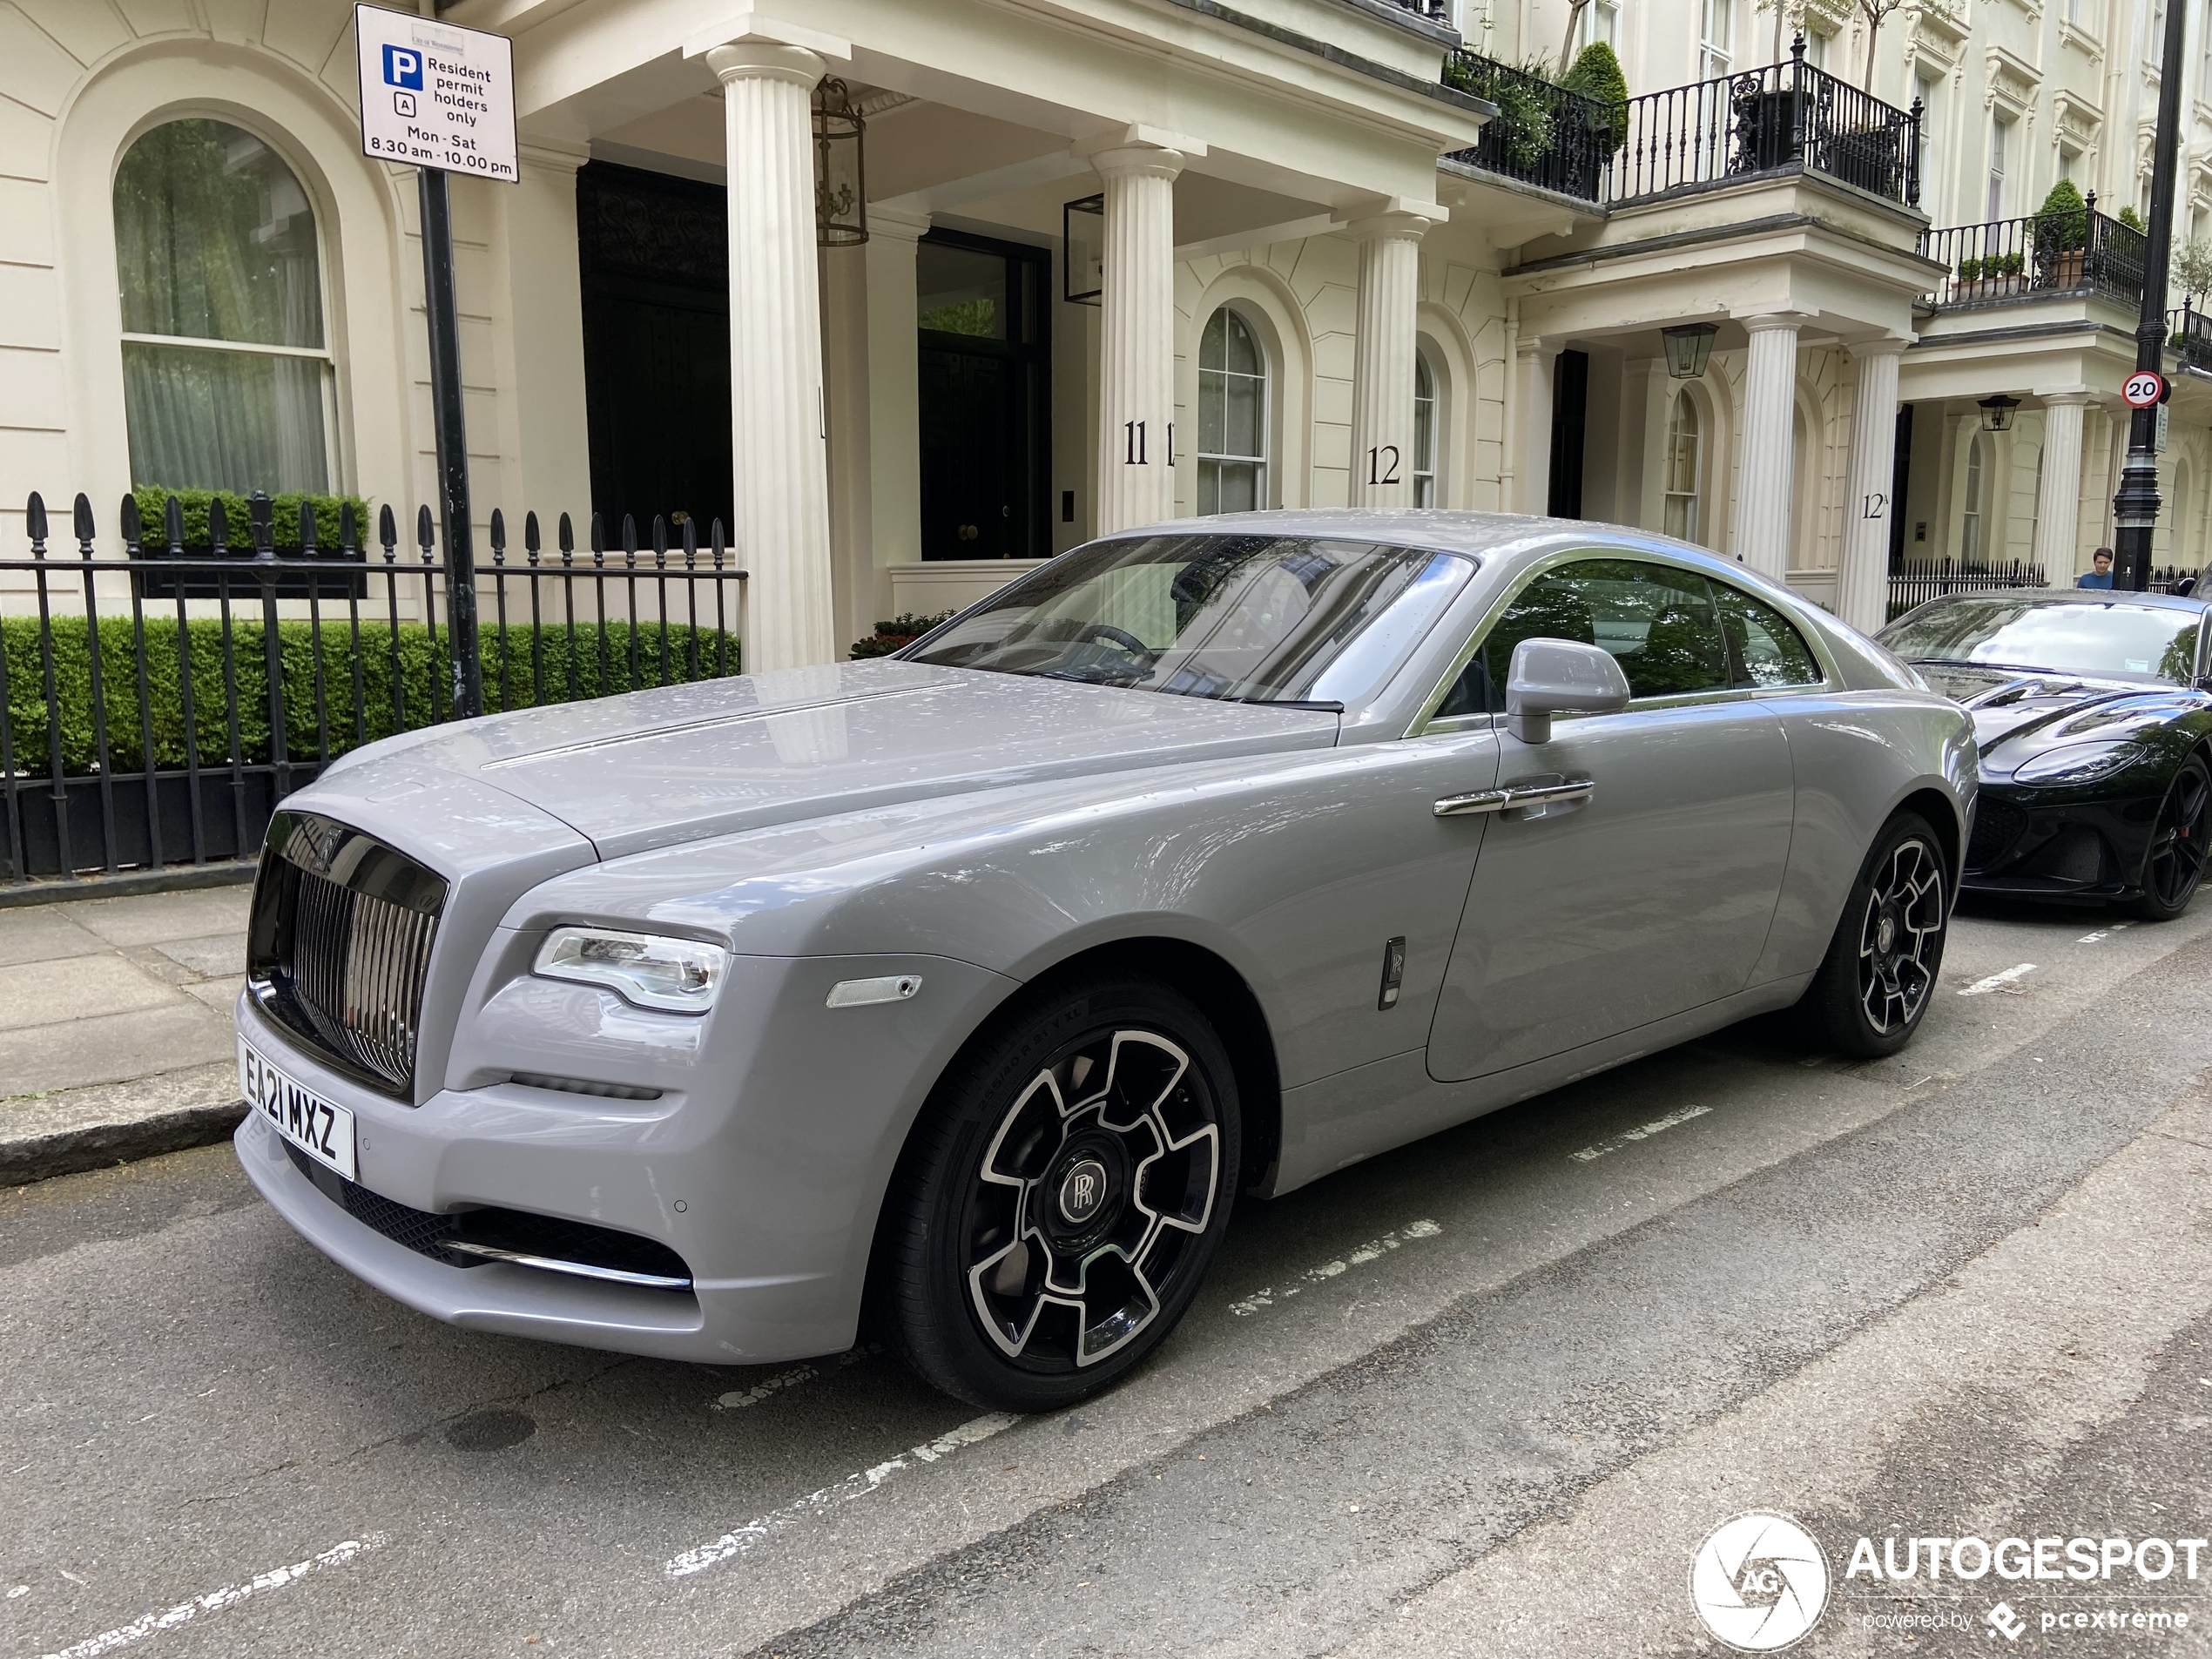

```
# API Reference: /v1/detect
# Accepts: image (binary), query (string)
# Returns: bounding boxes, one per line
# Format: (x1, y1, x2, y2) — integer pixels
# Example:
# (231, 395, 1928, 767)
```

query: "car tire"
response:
(879, 973, 1242, 1412)
(1796, 811, 1951, 1059)
(2124, 754, 2211, 923)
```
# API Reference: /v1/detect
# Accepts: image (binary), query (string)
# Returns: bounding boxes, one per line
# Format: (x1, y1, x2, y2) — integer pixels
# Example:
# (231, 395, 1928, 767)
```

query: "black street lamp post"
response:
(2114, 0, 2193, 590)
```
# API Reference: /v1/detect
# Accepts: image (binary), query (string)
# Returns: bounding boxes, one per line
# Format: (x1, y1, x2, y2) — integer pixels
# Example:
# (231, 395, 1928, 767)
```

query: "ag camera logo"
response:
(1690, 1511, 1831, 1651)
(381, 44, 423, 91)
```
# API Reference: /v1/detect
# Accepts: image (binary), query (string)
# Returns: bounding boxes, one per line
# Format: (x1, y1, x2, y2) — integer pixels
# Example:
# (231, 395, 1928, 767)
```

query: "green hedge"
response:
(129, 486, 374, 552)
(3, 617, 738, 776)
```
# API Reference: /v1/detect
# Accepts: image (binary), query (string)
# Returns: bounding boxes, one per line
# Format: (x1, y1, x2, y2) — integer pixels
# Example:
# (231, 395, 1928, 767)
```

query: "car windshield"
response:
(907, 534, 1472, 705)
(1880, 597, 2202, 685)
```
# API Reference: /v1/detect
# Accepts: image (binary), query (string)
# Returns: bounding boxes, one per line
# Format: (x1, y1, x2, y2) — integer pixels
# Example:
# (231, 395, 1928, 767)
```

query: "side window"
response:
(1712, 583, 1824, 687)
(1445, 558, 1731, 713)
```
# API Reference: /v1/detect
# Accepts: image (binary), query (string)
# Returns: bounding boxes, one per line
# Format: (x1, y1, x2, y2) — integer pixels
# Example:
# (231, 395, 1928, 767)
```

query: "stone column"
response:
(860, 206, 930, 631)
(707, 41, 836, 673)
(1514, 336, 1552, 515)
(2032, 390, 2091, 580)
(1837, 337, 1907, 634)
(1090, 144, 1183, 535)
(1347, 212, 1430, 507)
(1736, 314, 1802, 579)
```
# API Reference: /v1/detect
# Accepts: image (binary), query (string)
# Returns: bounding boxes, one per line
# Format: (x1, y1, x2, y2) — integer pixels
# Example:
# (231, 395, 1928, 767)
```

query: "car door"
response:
(1425, 555, 1797, 1082)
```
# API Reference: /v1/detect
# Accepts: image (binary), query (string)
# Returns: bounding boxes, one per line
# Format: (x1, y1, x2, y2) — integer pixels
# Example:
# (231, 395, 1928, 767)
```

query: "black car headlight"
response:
(2012, 741, 2142, 786)
(534, 926, 729, 1013)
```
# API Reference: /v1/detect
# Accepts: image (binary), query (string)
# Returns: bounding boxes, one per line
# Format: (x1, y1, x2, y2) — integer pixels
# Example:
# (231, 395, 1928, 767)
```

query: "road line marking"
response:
(1959, 962, 2036, 995)
(1228, 1219, 1442, 1317)
(2078, 930, 2111, 944)
(1569, 1104, 1711, 1164)
(664, 1414, 1020, 1579)
(40, 1534, 388, 1659)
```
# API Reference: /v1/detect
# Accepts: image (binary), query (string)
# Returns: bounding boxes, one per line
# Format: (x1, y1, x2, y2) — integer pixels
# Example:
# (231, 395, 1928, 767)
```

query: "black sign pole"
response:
(2112, 0, 2190, 592)
(417, 165, 482, 718)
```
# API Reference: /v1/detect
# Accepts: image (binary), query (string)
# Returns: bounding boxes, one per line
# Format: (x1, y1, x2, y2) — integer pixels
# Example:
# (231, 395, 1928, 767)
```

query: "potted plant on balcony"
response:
(2033, 179, 2090, 290)
(1561, 43, 1629, 157)
(1446, 52, 1561, 179)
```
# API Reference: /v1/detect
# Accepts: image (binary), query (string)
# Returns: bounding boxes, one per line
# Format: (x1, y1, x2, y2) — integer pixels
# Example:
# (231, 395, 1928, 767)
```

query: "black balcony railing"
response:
(1446, 37, 1920, 211)
(2173, 299, 2212, 372)
(1442, 50, 1613, 201)
(1919, 202, 2148, 310)
(0, 489, 747, 887)
(1608, 41, 1920, 207)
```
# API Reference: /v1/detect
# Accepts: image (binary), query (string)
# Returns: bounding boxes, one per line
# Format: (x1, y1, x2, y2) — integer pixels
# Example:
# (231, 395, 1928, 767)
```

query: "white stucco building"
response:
(2, 0, 2207, 666)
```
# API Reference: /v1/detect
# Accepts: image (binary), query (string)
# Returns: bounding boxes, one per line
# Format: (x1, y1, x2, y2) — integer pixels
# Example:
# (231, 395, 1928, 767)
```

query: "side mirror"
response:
(1506, 637, 1631, 745)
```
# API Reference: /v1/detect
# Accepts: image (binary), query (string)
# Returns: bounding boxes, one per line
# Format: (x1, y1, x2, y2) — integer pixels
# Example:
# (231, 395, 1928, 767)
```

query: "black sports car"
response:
(1878, 589, 2212, 920)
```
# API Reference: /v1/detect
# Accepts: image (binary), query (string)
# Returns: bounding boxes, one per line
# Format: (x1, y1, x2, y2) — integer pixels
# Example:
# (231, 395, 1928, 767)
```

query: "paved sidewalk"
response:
(0, 886, 250, 1184)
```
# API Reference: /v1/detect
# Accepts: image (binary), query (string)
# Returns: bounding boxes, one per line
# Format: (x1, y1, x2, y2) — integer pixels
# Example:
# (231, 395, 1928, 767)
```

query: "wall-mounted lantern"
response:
(1064, 193, 1104, 306)
(1978, 394, 2020, 432)
(813, 78, 867, 246)
(1661, 323, 1718, 379)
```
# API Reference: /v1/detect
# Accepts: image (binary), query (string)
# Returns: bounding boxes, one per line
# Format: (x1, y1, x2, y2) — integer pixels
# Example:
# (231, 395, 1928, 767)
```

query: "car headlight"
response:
(534, 926, 729, 1013)
(2012, 741, 2141, 786)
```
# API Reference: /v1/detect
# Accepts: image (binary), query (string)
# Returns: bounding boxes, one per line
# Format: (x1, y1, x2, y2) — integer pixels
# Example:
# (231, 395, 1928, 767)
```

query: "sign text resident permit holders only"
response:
(354, 4, 517, 182)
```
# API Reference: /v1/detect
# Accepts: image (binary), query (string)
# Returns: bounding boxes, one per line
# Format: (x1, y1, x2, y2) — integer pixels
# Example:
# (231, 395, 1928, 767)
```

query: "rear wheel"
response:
(1796, 812, 1949, 1058)
(2124, 755, 2210, 922)
(880, 974, 1239, 1411)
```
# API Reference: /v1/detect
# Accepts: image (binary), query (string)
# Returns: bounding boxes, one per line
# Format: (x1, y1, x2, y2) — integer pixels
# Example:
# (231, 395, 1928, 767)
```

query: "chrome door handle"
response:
(1433, 780, 1595, 819)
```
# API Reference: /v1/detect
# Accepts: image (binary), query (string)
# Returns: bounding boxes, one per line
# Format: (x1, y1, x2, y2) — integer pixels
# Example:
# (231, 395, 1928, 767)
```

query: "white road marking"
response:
(664, 1414, 1020, 1579)
(1568, 1104, 1712, 1164)
(40, 1535, 388, 1659)
(1959, 962, 2037, 995)
(2079, 923, 2134, 943)
(1228, 1220, 1443, 1317)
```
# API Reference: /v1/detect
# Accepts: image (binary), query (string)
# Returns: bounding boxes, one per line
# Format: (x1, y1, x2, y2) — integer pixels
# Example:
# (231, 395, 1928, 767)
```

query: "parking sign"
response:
(354, 4, 517, 182)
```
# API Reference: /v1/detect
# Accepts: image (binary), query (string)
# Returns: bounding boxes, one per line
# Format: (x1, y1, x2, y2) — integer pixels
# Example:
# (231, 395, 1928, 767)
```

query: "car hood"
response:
(313, 658, 1343, 860)
(1912, 663, 2207, 777)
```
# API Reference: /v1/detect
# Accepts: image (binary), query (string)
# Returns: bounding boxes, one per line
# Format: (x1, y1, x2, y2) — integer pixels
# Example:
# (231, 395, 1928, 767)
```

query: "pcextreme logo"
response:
(1690, 1512, 1831, 1652)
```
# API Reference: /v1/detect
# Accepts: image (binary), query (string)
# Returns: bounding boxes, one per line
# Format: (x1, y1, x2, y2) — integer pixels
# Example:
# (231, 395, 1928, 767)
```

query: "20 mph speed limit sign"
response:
(2123, 370, 2168, 408)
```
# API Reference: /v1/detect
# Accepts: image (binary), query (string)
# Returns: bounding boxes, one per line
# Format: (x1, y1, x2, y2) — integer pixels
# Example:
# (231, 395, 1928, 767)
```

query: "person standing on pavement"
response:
(2077, 548, 2115, 589)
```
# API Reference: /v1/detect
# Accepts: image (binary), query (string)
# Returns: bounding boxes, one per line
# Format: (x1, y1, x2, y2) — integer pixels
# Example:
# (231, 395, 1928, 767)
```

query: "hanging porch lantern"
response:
(1979, 394, 2020, 432)
(813, 78, 867, 246)
(1661, 323, 1718, 379)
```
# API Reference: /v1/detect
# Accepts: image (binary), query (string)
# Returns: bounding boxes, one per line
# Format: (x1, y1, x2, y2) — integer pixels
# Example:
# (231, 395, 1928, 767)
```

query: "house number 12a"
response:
(1861, 491, 1889, 519)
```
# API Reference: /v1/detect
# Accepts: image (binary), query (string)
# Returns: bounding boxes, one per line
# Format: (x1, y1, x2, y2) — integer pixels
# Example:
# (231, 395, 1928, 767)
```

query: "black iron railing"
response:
(2146, 564, 2205, 595)
(2172, 299, 2212, 372)
(1442, 50, 1613, 202)
(1446, 39, 1919, 210)
(0, 489, 747, 887)
(1886, 557, 2045, 621)
(1919, 203, 2147, 309)
(1607, 41, 1920, 207)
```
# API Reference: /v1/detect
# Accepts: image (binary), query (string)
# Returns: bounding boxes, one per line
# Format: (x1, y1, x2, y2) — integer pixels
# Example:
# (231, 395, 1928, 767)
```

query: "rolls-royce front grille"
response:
(248, 812, 448, 1096)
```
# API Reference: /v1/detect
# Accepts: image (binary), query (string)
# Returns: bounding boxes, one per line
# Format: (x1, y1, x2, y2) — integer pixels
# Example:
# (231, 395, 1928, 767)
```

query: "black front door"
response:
(917, 231, 1049, 561)
(577, 163, 733, 539)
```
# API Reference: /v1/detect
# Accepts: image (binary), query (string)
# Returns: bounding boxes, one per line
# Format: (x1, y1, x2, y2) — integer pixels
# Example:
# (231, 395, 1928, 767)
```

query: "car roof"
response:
(1899, 585, 2210, 616)
(1094, 508, 1711, 563)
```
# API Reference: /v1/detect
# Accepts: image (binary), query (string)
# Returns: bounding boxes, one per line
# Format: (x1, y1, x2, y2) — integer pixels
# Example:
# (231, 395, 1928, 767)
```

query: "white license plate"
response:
(239, 1035, 357, 1182)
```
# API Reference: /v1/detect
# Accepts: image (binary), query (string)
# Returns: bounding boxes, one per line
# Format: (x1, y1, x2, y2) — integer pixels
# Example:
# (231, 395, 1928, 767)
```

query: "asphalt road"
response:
(6, 898, 2212, 1659)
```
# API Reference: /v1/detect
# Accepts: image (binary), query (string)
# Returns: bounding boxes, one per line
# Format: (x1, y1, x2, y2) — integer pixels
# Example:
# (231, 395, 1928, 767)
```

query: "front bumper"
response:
(1960, 780, 2162, 900)
(235, 944, 1019, 1365)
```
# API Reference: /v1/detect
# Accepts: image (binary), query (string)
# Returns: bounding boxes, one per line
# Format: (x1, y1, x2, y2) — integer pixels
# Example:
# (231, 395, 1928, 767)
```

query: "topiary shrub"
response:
(1560, 42, 1629, 157)
(2118, 204, 2147, 232)
(850, 611, 953, 660)
(2033, 179, 2088, 263)
(128, 486, 373, 551)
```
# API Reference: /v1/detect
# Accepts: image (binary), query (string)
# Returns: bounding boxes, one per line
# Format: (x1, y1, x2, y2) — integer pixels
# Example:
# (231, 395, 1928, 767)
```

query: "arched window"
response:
(1790, 402, 1812, 570)
(1413, 347, 1440, 507)
(1197, 307, 1267, 514)
(1663, 388, 1702, 543)
(1961, 433, 1989, 563)
(114, 118, 334, 494)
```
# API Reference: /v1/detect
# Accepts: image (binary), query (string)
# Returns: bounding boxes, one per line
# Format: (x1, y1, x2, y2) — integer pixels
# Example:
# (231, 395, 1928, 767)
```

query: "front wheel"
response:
(879, 974, 1240, 1411)
(1796, 812, 1950, 1058)
(2124, 755, 2210, 922)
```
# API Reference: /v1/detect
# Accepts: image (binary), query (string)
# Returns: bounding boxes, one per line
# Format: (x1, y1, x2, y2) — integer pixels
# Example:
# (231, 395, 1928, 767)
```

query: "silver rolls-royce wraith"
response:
(233, 511, 1975, 1410)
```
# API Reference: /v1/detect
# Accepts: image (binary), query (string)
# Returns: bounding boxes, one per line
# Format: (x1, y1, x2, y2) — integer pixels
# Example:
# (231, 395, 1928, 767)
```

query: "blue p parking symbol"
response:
(382, 44, 423, 90)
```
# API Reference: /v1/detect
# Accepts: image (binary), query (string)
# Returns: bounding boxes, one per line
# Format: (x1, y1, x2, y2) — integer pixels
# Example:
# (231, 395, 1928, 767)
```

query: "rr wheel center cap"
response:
(1057, 1157, 1110, 1226)
(1875, 908, 1898, 954)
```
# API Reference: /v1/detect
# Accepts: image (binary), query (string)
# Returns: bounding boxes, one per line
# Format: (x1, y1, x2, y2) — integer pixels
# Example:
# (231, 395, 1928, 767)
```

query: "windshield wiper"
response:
(1220, 696, 1345, 712)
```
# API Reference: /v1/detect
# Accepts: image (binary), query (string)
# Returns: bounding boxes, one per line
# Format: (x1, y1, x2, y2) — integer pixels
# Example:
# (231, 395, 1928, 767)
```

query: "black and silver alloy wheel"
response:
(967, 1029, 1219, 1369)
(1856, 836, 1945, 1036)
(880, 974, 1240, 1410)
(1797, 811, 1951, 1059)
(2128, 755, 2211, 922)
